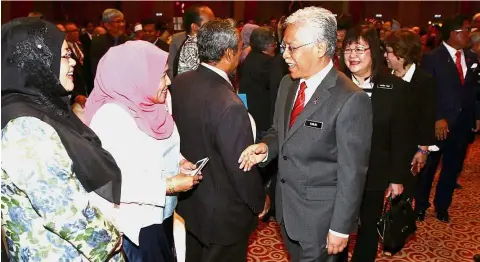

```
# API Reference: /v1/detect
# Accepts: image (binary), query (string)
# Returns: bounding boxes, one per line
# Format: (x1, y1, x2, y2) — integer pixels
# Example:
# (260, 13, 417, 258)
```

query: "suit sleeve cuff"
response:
(261, 152, 269, 163)
(329, 229, 349, 238)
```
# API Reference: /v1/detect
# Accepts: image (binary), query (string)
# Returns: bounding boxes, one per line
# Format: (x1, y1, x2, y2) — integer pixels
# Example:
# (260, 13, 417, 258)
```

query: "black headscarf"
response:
(1, 17, 122, 204)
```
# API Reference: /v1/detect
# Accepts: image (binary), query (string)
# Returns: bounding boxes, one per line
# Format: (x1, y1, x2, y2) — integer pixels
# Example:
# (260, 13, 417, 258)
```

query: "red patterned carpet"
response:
(247, 139, 480, 262)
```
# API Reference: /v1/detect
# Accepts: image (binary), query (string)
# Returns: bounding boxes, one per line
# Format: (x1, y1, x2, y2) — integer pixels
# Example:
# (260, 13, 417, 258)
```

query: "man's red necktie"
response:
(289, 82, 307, 128)
(455, 50, 464, 85)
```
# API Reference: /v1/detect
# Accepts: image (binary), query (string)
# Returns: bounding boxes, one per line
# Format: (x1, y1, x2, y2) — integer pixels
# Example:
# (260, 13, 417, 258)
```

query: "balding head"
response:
(472, 13, 480, 30)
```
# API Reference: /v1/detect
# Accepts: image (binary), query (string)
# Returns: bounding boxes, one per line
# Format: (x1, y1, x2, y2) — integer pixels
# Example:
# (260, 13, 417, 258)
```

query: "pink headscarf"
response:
(84, 41, 174, 140)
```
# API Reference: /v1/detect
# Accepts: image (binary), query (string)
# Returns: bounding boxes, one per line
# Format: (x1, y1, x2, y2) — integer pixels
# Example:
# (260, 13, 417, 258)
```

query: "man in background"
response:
(167, 5, 214, 79)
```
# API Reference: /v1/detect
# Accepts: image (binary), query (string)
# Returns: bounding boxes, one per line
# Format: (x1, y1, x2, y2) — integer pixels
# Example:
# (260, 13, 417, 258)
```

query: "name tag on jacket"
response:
(305, 120, 323, 129)
(378, 84, 393, 89)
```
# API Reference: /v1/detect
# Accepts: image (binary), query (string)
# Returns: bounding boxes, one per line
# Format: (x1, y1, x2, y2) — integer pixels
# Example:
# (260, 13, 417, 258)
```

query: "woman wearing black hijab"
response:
(1, 18, 124, 261)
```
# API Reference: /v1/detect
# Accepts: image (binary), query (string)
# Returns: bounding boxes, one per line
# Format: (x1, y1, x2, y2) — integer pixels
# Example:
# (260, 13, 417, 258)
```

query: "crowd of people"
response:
(2, 4, 480, 262)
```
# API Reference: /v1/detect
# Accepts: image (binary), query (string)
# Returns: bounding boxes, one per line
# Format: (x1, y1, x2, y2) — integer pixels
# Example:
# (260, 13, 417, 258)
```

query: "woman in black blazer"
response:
(341, 25, 415, 262)
(384, 29, 436, 200)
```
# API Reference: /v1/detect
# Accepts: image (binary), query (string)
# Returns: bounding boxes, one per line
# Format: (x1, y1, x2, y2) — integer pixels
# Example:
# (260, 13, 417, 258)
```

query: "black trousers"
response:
(185, 231, 249, 262)
(350, 190, 385, 262)
(415, 112, 472, 213)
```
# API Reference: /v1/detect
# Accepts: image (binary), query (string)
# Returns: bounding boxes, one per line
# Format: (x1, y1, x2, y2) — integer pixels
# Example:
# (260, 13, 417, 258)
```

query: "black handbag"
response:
(377, 194, 417, 255)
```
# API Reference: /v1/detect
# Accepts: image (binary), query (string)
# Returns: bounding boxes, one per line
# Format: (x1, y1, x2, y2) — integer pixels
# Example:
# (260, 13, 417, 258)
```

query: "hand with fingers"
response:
(326, 233, 348, 255)
(386, 183, 404, 198)
(435, 119, 448, 140)
(238, 143, 268, 171)
(258, 195, 271, 219)
(166, 172, 203, 195)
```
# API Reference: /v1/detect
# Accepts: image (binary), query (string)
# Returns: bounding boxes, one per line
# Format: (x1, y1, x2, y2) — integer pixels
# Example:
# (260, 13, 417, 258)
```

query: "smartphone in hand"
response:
(189, 157, 209, 176)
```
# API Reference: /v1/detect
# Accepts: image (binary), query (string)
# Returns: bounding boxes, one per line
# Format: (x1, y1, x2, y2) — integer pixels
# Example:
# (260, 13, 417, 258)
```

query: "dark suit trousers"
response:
(281, 222, 344, 262)
(185, 231, 249, 262)
(350, 190, 385, 262)
(415, 111, 471, 212)
(122, 215, 174, 262)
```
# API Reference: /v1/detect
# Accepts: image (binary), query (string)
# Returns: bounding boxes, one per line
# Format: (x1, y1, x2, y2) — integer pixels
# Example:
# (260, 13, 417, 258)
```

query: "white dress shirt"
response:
(351, 75, 374, 98)
(443, 41, 467, 78)
(293, 60, 335, 105)
(89, 94, 181, 245)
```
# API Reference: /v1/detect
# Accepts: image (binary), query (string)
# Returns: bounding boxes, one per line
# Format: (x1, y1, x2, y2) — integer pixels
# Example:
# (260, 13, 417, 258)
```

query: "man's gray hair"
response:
(102, 9, 124, 23)
(285, 6, 337, 58)
(197, 19, 239, 64)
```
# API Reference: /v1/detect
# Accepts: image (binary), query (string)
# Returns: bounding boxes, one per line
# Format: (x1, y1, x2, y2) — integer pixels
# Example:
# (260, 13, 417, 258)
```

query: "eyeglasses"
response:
(454, 28, 471, 33)
(109, 19, 125, 24)
(281, 41, 315, 54)
(343, 46, 370, 55)
(62, 49, 72, 60)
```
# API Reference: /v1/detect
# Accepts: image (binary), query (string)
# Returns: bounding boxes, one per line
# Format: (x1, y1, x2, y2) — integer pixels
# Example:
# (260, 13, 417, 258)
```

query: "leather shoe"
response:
(416, 210, 426, 221)
(473, 254, 480, 262)
(436, 211, 449, 223)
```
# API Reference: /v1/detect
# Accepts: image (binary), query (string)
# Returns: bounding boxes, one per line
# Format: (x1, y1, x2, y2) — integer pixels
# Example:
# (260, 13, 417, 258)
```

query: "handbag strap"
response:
(382, 195, 392, 215)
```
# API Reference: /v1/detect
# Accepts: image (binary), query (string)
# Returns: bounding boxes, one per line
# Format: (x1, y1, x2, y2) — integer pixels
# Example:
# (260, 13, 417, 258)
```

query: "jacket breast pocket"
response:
(305, 186, 337, 201)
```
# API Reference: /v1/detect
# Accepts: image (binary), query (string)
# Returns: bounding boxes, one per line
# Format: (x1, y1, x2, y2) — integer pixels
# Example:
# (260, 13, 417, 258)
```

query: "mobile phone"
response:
(190, 157, 209, 176)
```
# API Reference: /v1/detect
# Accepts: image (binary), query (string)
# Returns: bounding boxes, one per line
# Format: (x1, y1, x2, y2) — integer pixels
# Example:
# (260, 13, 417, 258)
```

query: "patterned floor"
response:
(247, 140, 480, 262)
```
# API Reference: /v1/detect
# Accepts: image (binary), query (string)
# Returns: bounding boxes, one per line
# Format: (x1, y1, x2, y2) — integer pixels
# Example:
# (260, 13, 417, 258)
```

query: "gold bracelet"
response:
(167, 178, 176, 194)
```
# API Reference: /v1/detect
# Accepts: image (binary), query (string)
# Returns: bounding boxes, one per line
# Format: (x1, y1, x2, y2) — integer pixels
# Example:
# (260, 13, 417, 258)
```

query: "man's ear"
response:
(191, 23, 199, 34)
(224, 48, 235, 62)
(315, 41, 327, 58)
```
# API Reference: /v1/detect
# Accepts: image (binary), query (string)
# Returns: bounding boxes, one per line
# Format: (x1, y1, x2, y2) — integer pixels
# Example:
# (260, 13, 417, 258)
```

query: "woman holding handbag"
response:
(341, 25, 415, 262)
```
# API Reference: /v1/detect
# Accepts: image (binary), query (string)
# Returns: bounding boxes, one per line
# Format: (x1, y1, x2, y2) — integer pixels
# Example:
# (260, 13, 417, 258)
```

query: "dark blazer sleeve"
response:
(269, 55, 288, 122)
(89, 37, 105, 80)
(261, 75, 289, 165)
(421, 53, 444, 121)
(389, 79, 414, 184)
(330, 91, 372, 234)
(215, 104, 266, 214)
(416, 71, 437, 146)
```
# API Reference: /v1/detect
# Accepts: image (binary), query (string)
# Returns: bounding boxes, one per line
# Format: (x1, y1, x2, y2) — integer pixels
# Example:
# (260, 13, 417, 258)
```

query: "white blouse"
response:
(89, 99, 181, 245)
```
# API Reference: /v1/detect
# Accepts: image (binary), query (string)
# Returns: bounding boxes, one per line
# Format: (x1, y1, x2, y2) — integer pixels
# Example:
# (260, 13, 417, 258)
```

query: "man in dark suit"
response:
(239, 27, 277, 138)
(171, 19, 266, 262)
(415, 14, 480, 222)
(80, 21, 94, 54)
(87, 8, 129, 93)
(239, 7, 373, 261)
(141, 18, 169, 52)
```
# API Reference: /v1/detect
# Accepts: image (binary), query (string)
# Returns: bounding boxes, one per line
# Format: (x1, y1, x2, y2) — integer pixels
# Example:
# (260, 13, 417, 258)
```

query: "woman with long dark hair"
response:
(341, 25, 414, 261)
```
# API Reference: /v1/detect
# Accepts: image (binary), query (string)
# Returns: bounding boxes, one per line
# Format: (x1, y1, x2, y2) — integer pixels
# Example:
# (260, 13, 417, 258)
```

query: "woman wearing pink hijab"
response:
(84, 41, 201, 262)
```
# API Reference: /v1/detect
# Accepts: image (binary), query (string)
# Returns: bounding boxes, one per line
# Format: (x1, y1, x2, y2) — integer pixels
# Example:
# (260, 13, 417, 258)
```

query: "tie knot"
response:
(300, 81, 308, 91)
(456, 50, 462, 58)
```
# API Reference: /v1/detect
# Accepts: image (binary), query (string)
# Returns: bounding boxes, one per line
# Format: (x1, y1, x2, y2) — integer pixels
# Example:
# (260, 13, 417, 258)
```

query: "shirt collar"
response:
(351, 74, 372, 86)
(391, 63, 416, 82)
(301, 60, 334, 89)
(402, 63, 416, 82)
(443, 41, 463, 58)
(201, 62, 232, 86)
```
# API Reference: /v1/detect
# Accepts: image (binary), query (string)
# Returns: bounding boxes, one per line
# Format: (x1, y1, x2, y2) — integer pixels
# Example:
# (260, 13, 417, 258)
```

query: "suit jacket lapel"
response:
(283, 79, 299, 137)
(464, 50, 475, 82)
(439, 45, 466, 86)
(283, 68, 336, 144)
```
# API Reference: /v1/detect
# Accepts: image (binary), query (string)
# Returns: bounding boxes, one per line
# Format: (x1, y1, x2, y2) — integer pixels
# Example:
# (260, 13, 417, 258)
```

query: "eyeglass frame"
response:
(343, 46, 371, 55)
(454, 28, 471, 33)
(280, 41, 315, 54)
